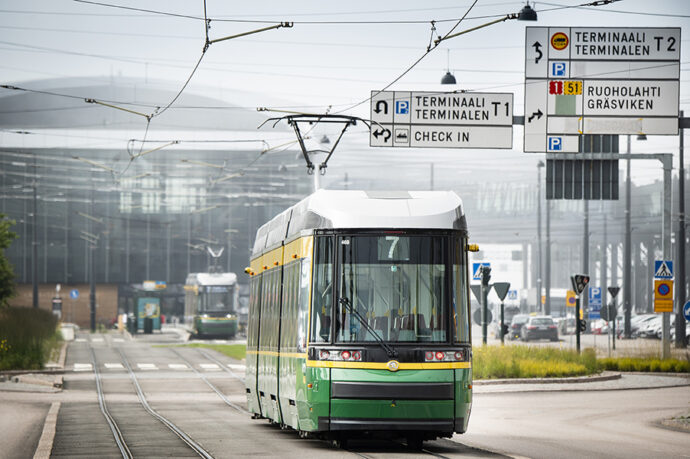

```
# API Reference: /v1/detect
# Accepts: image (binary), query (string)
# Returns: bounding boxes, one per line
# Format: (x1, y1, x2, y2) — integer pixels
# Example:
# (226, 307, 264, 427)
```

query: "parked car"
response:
(630, 314, 657, 337)
(521, 316, 559, 342)
(557, 317, 576, 335)
(508, 314, 529, 340)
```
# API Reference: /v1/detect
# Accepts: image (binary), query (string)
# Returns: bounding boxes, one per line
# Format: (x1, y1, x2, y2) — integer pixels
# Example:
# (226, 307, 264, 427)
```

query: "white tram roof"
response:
(185, 272, 238, 286)
(252, 190, 466, 257)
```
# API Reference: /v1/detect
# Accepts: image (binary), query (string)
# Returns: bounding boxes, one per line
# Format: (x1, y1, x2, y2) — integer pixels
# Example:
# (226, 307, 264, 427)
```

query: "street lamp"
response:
(537, 160, 544, 313)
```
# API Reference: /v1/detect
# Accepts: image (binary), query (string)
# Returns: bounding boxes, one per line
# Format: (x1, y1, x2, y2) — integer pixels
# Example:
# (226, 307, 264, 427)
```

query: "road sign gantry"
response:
(370, 91, 513, 149)
(524, 27, 681, 153)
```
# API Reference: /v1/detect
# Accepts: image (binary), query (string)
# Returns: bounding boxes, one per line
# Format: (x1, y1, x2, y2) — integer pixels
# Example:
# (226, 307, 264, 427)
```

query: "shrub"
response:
(473, 345, 597, 379)
(0, 307, 59, 370)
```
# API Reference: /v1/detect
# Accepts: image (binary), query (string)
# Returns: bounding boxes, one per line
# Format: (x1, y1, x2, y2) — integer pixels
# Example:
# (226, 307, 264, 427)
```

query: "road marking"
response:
(91, 338, 104, 343)
(75, 338, 87, 343)
(73, 363, 92, 371)
(227, 364, 246, 372)
(33, 401, 60, 459)
(112, 338, 124, 343)
(137, 363, 158, 370)
(168, 364, 189, 370)
(200, 363, 220, 371)
(104, 363, 124, 370)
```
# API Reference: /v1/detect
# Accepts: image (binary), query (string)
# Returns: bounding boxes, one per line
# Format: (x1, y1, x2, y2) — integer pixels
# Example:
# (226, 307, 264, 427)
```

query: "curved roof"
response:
(252, 190, 466, 257)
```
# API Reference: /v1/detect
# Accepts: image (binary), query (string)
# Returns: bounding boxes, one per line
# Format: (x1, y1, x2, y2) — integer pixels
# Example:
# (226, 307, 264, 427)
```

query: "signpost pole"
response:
(500, 301, 505, 345)
(662, 158, 672, 359)
(575, 295, 580, 354)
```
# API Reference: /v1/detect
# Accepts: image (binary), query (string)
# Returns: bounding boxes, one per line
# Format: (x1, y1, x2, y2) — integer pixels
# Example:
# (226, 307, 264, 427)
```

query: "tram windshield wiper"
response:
(338, 297, 397, 359)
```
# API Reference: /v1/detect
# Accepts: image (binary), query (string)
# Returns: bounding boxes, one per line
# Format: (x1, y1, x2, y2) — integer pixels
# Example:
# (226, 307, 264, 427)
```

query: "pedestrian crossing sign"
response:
(654, 260, 673, 279)
(472, 262, 490, 280)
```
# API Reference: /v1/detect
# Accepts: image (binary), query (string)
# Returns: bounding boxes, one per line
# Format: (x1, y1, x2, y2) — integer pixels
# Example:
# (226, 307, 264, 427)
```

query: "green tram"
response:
(245, 190, 472, 447)
(184, 272, 239, 338)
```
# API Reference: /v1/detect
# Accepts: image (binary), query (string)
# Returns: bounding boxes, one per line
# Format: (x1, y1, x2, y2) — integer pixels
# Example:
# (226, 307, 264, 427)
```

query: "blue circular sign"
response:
(684, 301, 690, 322)
(657, 284, 670, 296)
(69, 289, 79, 299)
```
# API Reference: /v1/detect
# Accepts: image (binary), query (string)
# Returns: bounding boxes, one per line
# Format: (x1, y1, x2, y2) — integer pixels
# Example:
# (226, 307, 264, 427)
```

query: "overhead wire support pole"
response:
(207, 22, 293, 46)
(434, 15, 514, 46)
(84, 99, 151, 121)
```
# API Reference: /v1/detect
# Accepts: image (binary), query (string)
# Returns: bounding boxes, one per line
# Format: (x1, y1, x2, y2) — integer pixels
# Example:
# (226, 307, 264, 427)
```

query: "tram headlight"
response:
(319, 350, 330, 360)
(201, 314, 209, 318)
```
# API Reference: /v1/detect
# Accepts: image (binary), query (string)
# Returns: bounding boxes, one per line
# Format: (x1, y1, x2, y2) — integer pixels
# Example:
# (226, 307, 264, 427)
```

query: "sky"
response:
(1, 0, 689, 184)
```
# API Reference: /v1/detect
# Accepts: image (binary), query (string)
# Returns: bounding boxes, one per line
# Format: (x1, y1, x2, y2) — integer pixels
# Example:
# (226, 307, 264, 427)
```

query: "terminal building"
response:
(1, 77, 686, 327)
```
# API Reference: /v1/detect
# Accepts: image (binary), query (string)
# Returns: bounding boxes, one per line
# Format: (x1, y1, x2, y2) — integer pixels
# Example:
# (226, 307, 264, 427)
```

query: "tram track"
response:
(115, 346, 215, 459)
(168, 347, 248, 414)
(85, 339, 216, 459)
(89, 346, 133, 459)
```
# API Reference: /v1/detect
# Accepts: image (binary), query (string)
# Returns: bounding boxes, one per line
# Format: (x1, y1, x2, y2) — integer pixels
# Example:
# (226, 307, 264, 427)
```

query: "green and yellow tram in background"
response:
(184, 272, 239, 338)
(245, 190, 473, 447)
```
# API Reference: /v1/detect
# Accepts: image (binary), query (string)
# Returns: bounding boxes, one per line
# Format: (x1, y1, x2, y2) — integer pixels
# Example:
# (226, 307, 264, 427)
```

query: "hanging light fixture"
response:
(518, 1, 538, 21)
(441, 49, 456, 85)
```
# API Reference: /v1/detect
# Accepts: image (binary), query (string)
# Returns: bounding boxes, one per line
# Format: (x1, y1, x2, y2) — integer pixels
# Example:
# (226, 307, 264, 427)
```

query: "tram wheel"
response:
(406, 436, 423, 450)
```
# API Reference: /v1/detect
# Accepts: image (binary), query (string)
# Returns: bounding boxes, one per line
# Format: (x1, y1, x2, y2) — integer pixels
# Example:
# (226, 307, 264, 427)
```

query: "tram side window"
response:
(247, 276, 261, 349)
(310, 237, 333, 343)
(453, 237, 471, 344)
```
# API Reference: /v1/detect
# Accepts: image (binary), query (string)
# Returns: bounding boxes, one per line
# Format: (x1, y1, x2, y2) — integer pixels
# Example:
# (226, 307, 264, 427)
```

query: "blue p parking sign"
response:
(548, 137, 562, 151)
(395, 100, 409, 115)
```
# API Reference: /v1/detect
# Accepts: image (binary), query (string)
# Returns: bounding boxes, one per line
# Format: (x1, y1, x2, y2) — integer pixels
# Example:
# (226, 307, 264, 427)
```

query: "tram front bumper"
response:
(323, 374, 464, 434)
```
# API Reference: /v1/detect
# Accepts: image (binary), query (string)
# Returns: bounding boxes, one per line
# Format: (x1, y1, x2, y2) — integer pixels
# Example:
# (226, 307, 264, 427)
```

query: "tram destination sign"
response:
(370, 90, 513, 149)
(524, 27, 680, 153)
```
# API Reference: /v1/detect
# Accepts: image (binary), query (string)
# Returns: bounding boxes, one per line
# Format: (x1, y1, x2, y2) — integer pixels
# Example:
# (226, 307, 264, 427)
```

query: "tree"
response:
(0, 214, 17, 308)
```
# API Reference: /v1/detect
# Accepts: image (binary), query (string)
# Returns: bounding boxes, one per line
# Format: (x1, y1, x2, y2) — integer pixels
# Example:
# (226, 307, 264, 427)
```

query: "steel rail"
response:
(169, 348, 248, 414)
(196, 348, 244, 382)
(115, 347, 214, 459)
(89, 346, 133, 459)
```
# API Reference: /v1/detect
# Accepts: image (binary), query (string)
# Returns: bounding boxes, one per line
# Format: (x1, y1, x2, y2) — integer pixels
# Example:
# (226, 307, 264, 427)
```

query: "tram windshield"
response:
(199, 286, 234, 313)
(331, 234, 468, 344)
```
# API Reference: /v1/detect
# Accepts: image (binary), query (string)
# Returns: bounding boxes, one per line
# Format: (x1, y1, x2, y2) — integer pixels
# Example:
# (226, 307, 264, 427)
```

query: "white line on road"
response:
(227, 364, 245, 371)
(73, 363, 93, 371)
(91, 338, 104, 343)
(112, 338, 124, 343)
(136, 363, 158, 370)
(168, 364, 189, 370)
(199, 363, 220, 371)
(104, 363, 124, 370)
(75, 338, 86, 343)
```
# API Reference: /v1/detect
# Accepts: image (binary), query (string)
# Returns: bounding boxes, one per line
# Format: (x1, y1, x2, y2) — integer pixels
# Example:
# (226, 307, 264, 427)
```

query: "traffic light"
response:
(578, 319, 587, 333)
(481, 266, 492, 286)
(501, 324, 509, 336)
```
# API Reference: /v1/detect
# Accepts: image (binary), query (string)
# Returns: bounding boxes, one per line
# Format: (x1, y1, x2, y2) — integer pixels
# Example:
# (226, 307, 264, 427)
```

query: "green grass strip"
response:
(157, 343, 246, 361)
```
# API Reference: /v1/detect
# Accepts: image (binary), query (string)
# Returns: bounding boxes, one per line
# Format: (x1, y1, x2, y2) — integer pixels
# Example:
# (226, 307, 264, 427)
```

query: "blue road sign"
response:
(589, 287, 602, 319)
(551, 62, 567, 76)
(472, 262, 490, 281)
(654, 260, 673, 279)
(395, 100, 409, 115)
(508, 289, 518, 300)
(548, 137, 562, 151)
(69, 289, 79, 299)
(684, 301, 690, 321)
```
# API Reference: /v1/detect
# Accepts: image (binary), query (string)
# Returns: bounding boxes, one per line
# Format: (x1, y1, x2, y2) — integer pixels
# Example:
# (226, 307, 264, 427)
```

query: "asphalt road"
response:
(0, 329, 688, 458)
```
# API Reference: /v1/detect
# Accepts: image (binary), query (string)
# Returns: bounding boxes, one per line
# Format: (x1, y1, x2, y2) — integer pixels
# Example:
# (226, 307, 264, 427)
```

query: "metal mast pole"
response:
(537, 161, 543, 313)
(624, 135, 632, 338)
(676, 112, 687, 348)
